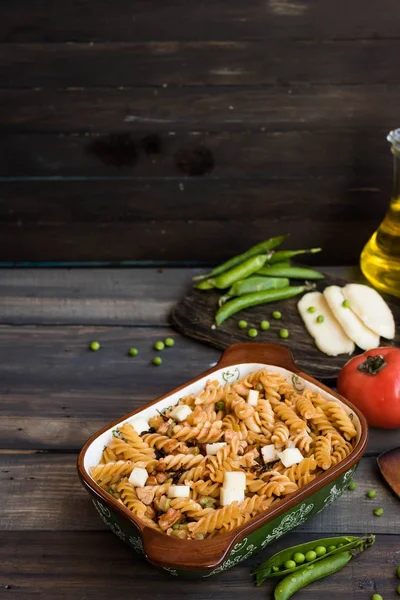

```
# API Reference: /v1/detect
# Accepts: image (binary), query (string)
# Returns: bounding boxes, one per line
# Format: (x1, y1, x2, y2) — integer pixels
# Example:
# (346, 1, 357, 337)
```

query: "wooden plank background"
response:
(1, 1, 400, 263)
(1, 267, 399, 599)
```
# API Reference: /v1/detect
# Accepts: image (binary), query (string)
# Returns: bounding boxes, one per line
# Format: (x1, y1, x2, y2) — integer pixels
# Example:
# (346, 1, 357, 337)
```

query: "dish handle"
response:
(216, 342, 301, 373)
(141, 526, 231, 571)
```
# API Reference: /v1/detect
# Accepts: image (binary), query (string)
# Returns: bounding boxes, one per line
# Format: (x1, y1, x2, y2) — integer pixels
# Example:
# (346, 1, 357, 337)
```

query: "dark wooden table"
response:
(1, 266, 399, 599)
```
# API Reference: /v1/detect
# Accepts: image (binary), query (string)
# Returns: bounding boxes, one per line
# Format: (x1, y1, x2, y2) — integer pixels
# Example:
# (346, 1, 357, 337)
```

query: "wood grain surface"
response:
(1, 0, 400, 263)
(0, 267, 399, 599)
(171, 270, 400, 379)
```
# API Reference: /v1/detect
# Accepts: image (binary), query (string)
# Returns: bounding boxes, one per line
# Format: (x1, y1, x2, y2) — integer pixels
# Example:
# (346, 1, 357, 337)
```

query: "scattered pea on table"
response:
(128, 347, 138, 357)
(373, 508, 384, 516)
(272, 311, 282, 320)
(372, 595, 383, 600)
(260, 320, 270, 330)
(397, 585, 400, 596)
(152, 357, 162, 366)
(367, 489, 377, 498)
(164, 337, 175, 347)
(238, 320, 248, 329)
(90, 341, 100, 351)
(279, 329, 289, 339)
(347, 480, 357, 490)
(248, 328, 258, 338)
(397, 566, 400, 578)
(154, 341, 165, 351)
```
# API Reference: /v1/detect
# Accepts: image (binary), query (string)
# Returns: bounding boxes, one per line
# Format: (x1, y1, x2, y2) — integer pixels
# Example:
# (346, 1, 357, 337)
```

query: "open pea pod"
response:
(252, 535, 366, 586)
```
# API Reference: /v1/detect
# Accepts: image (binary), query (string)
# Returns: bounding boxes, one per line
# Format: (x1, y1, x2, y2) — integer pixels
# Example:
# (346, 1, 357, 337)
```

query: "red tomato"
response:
(337, 347, 400, 429)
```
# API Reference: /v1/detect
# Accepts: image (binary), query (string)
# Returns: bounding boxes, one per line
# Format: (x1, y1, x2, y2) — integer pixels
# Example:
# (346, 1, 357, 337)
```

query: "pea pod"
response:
(274, 551, 353, 600)
(218, 276, 290, 307)
(267, 247, 322, 265)
(253, 534, 375, 585)
(257, 265, 324, 280)
(215, 284, 315, 326)
(192, 235, 289, 282)
(196, 254, 268, 291)
(260, 260, 291, 270)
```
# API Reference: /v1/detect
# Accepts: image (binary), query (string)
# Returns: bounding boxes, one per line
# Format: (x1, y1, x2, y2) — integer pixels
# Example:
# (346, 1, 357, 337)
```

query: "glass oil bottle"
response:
(360, 129, 400, 298)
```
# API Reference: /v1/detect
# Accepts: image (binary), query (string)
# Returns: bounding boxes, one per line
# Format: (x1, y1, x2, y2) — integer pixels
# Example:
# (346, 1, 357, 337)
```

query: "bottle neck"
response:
(393, 151, 400, 199)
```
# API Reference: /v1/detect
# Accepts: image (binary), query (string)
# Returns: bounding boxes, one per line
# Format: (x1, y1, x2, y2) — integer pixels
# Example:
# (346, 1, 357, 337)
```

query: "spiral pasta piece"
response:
(271, 421, 290, 449)
(187, 502, 241, 535)
(274, 403, 308, 434)
(158, 453, 205, 471)
(325, 402, 358, 440)
(282, 457, 317, 483)
(117, 479, 147, 516)
(296, 395, 320, 420)
(91, 461, 133, 488)
(315, 434, 332, 470)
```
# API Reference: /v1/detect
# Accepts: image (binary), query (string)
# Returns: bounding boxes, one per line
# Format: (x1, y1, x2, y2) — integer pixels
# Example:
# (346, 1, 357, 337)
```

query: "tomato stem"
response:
(358, 354, 387, 375)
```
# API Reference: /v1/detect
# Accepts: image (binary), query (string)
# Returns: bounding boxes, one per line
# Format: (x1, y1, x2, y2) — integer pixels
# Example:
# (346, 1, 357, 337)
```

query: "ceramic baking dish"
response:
(77, 343, 368, 578)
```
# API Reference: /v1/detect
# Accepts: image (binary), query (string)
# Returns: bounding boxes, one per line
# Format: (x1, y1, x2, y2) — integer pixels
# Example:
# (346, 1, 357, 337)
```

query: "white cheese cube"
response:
(223, 471, 246, 491)
(278, 448, 304, 468)
(128, 467, 148, 487)
(169, 405, 192, 423)
(247, 389, 259, 406)
(206, 442, 227, 455)
(130, 418, 150, 435)
(167, 485, 190, 499)
(220, 487, 245, 506)
(261, 444, 279, 463)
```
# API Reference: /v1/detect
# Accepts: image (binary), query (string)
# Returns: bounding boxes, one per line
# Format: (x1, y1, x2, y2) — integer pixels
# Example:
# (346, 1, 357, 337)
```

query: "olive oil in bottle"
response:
(360, 129, 400, 298)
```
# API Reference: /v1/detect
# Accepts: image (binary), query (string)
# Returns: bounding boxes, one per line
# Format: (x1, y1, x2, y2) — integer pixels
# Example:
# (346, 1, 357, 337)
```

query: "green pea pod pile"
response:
(252, 534, 375, 600)
(192, 235, 324, 325)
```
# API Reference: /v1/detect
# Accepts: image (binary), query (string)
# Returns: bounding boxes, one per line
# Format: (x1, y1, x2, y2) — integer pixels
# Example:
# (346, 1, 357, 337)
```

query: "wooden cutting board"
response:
(171, 271, 400, 381)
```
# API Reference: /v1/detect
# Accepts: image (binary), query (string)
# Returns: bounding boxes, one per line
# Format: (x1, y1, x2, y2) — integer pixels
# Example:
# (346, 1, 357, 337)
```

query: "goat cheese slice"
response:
(342, 283, 395, 339)
(278, 448, 304, 468)
(128, 467, 148, 487)
(220, 488, 245, 506)
(247, 389, 259, 406)
(223, 471, 246, 491)
(298, 291, 355, 356)
(167, 485, 190, 499)
(206, 442, 227, 455)
(261, 444, 279, 463)
(169, 405, 192, 422)
(130, 418, 150, 435)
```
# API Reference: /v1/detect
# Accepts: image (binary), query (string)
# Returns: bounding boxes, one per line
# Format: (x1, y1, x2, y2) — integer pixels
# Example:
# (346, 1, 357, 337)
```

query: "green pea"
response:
(279, 328, 289, 339)
(338, 543, 344, 547)
(284, 560, 296, 570)
(172, 523, 180, 530)
(366, 489, 376, 498)
(292, 552, 305, 564)
(216, 401, 225, 411)
(272, 311, 282, 320)
(152, 357, 162, 366)
(90, 341, 100, 351)
(373, 508, 384, 516)
(305, 550, 317, 562)
(372, 595, 383, 600)
(397, 586, 400, 596)
(154, 341, 165, 351)
(272, 566, 280, 573)
(342, 299, 350, 308)
(316, 315, 324, 323)
(248, 328, 258, 338)
(128, 347, 138, 357)
(238, 320, 248, 329)
(397, 566, 400, 578)
(307, 306, 316, 313)
(260, 320, 270, 330)
(327, 545, 337, 552)
(347, 481, 357, 490)
(164, 337, 175, 347)
(314, 546, 327, 557)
